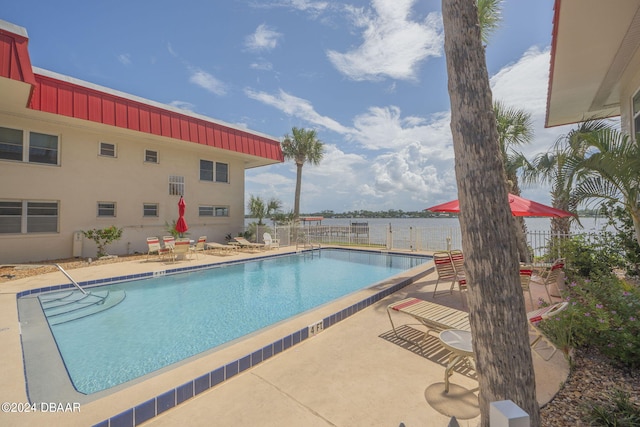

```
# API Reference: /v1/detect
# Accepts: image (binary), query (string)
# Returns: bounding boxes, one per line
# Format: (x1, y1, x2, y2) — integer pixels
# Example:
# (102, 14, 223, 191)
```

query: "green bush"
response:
(82, 226, 123, 258)
(583, 389, 640, 427)
(539, 274, 640, 368)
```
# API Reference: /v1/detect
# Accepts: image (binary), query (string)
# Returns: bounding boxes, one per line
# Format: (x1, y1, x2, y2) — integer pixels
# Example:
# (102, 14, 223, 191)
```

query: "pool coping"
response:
(15, 247, 434, 427)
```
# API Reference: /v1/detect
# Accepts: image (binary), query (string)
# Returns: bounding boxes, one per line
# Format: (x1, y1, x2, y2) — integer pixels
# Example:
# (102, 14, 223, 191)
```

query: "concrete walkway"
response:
(0, 249, 568, 427)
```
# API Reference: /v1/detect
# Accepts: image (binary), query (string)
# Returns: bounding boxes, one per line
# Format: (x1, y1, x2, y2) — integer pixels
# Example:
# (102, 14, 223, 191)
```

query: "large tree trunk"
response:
(441, 1, 540, 425)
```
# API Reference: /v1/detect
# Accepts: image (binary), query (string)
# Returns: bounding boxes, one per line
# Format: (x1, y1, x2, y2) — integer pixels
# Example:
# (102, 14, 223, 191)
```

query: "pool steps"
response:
(39, 289, 126, 326)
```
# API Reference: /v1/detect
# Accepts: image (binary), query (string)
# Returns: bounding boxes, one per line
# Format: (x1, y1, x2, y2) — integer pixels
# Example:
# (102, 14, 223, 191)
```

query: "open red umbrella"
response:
(175, 196, 189, 235)
(426, 193, 575, 218)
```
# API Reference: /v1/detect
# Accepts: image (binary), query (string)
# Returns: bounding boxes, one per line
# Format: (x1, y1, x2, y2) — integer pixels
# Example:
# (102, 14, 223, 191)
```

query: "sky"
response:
(3, 0, 577, 214)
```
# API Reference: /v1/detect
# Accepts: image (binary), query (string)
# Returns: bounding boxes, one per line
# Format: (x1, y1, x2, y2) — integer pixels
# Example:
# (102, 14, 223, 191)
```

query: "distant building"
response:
(0, 19, 283, 263)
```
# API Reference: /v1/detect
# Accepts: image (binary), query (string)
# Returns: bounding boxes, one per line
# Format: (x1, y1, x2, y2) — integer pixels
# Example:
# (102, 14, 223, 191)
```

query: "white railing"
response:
(245, 223, 599, 261)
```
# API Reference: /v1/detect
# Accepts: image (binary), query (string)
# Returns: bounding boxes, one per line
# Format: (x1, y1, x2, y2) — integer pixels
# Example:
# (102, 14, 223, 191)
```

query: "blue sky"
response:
(3, 0, 572, 213)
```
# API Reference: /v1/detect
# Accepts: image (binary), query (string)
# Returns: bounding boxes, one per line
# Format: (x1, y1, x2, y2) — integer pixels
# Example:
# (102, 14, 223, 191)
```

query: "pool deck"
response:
(0, 247, 568, 427)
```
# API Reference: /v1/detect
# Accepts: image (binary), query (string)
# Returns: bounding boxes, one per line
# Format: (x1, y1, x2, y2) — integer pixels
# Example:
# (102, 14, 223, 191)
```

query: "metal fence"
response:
(246, 223, 600, 261)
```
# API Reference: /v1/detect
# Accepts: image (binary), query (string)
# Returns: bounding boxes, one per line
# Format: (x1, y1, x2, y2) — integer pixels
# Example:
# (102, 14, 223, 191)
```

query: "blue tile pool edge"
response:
(11, 248, 431, 427)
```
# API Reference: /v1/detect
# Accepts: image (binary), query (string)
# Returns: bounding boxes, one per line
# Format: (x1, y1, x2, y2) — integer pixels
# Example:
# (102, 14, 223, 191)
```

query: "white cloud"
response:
(250, 60, 274, 71)
(189, 68, 228, 96)
(244, 88, 351, 134)
(245, 24, 283, 52)
(169, 100, 196, 111)
(490, 46, 574, 158)
(326, 0, 443, 81)
(117, 54, 131, 65)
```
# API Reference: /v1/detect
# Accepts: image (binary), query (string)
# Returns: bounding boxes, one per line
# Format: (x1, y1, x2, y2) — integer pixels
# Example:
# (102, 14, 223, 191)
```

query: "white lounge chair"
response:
(205, 242, 237, 255)
(233, 236, 265, 251)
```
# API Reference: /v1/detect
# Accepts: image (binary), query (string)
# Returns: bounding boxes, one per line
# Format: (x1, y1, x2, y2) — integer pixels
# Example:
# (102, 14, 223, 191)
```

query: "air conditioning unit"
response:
(72, 231, 83, 257)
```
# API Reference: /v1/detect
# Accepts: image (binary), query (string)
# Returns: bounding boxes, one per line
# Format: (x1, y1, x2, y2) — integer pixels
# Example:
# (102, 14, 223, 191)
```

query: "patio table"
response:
(438, 329, 475, 392)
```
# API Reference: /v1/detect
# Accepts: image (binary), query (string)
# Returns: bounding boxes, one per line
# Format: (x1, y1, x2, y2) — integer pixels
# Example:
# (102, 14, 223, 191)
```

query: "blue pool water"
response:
(40, 249, 427, 394)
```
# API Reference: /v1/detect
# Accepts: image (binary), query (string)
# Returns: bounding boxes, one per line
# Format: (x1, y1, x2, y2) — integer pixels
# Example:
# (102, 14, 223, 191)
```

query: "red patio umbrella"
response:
(426, 193, 575, 218)
(175, 196, 189, 236)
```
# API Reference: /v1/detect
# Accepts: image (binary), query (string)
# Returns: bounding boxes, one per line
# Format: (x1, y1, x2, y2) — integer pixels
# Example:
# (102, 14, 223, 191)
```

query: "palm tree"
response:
(494, 100, 534, 261)
(442, 1, 540, 425)
(522, 119, 612, 237)
(477, 0, 503, 44)
(565, 127, 640, 246)
(281, 127, 325, 220)
(247, 195, 282, 226)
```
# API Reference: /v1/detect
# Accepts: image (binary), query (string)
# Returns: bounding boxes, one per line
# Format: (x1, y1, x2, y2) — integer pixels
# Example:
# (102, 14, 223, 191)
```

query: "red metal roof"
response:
(0, 22, 283, 163)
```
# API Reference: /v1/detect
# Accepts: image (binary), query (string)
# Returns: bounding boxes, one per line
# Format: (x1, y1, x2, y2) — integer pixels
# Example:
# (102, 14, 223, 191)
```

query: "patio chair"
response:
(163, 236, 176, 250)
(234, 236, 265, 251)
(432, 251, 466, 298)
(527, 301, 568, 360)
(263, 232, 280, 249)
(519, 266, 534, 309)
(205, 242, 238, 255)
(146, 237, 172, 261)
(534, 258, 565, 302)
(190, 236, 207, 260)
(172, 238, 191, 261)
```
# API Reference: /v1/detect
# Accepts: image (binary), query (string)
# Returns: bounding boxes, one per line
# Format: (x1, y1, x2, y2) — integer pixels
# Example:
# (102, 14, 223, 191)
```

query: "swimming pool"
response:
(36, 249, 428, 394)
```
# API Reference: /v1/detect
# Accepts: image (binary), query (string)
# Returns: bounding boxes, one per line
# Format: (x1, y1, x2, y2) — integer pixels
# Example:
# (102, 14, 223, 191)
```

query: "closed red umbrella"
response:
(175, 196, 188, 235)
(426, 193, 575, 218)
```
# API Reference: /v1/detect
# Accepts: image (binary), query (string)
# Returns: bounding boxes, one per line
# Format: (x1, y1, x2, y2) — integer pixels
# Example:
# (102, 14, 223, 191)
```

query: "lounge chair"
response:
(233, 236, 265, 251)
(205, 242, 237, 255)
(519, 266, 534, 309)
(527, 302, 569, 360)
(190, 236, 207, 260)
(146, 237, 172, 261)
(263, 232, 280, 249)
(388, 297, 566, 360)
(387, 298, 470, 347)
(432, 251, 467, 298)
(533, 258, 565, 302)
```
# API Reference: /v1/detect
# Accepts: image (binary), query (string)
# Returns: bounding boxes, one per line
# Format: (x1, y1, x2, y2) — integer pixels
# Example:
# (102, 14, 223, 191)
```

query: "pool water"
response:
(40, 249, 427, 394)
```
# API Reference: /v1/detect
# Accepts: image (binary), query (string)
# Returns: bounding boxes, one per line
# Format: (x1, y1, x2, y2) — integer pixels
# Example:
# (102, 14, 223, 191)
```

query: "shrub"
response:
(583, 389, 640, 427)
(82, 226, 123, 258)
(539, 274, 640, 368)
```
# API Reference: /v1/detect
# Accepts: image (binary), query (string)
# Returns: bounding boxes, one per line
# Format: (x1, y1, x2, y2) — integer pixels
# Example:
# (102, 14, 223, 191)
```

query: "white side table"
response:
(438, 329, 475, 392)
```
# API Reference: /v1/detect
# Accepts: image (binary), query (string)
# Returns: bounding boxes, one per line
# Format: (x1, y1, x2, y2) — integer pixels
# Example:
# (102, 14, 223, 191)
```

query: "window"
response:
(199, 205, 229, 217)
(0, 201, 22, 233)
(169, 175, 184, 196)
(0, 200, 58, 234)
(200, 160, 214, 181)
(100, 142, 116, 157)
(200, 160, 229, 183)
(216, 162, 229, 183)
(0, 127, 59, 165)
(143, 203, 159, 217)
(633, 90, 640, 136)
(27, 202, 59, 232)
(145, 149, 158, 163)
(29, 132, 59, 164)
(97, 202, 116, 217)
(0, 127, 23, 161)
